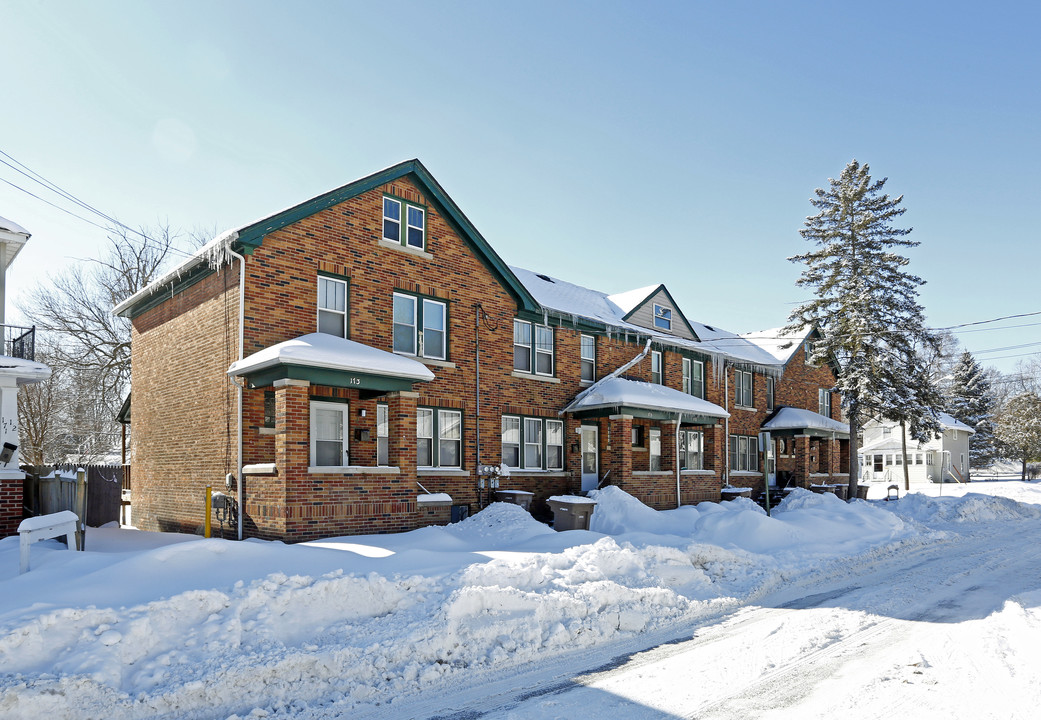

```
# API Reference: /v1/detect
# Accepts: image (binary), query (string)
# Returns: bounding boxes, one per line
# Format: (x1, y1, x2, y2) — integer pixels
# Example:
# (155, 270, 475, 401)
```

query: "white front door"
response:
(580, 425, 599, 491)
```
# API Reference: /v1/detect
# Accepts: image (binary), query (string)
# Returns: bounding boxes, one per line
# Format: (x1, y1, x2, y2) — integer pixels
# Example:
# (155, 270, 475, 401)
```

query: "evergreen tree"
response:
(786, 160, 939, 499)
(947, 350, 998, 472)
(995, 392, 1041, 480)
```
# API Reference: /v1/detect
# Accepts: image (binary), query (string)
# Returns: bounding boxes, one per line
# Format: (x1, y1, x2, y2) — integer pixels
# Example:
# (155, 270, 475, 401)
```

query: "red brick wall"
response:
(129, 173, 843, 540)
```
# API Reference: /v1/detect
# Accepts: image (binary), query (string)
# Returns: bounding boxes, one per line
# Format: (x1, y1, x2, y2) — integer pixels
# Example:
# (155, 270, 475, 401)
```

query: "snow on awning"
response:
(762, 406, 850, 437)
(0, 354, 51, 385)
(562, 376, 729, 423)
(228, 333, 435, 391)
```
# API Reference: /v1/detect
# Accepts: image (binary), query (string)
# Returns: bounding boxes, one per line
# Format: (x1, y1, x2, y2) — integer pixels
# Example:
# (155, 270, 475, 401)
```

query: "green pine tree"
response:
(786, 160, 939, 499)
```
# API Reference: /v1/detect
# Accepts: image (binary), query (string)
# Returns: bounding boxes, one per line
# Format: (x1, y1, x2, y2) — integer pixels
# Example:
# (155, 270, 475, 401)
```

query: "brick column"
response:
(794, 435, 811, 488)
(705, 424, 725, 483)
(265, 378, 310, 539)
(386, 391, 418, 480)
(607, 415, 633, 488)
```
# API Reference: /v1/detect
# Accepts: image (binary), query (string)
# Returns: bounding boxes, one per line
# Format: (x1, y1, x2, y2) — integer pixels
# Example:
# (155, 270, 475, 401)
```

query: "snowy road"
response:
(376, 519, 1041, 720)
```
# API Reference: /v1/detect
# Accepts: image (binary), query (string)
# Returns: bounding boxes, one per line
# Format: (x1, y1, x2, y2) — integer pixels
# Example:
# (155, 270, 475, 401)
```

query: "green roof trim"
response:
(242, 363, 420, 392)
(228, 159, 540, 315)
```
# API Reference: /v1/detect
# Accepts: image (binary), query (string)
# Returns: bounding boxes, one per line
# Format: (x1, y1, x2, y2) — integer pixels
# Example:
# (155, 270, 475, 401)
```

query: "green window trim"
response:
(383, 194, 428, 251)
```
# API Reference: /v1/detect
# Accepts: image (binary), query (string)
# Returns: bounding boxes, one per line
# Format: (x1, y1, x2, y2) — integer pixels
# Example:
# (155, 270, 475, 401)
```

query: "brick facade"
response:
(126, 162, 845, 541)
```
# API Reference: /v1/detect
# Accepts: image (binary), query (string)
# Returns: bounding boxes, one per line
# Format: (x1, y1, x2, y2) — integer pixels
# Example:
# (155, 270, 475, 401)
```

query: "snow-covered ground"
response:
(1, 482, 1040, 719)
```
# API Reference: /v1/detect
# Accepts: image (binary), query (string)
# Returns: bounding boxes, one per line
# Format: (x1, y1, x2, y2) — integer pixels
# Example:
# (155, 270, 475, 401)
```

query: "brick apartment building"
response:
(114, 159, 849, 542)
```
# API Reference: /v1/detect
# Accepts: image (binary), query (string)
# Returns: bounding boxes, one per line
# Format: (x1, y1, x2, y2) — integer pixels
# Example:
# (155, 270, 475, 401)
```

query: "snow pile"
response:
(1, 484, 1034, 719)
(890, 491, 1041, 525)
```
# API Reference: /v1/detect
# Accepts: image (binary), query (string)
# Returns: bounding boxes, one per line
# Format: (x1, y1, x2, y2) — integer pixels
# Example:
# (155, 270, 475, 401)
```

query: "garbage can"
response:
(547, 495, 597, 531)
(495, 490, 534, 512)
(720, 486, 752, 501)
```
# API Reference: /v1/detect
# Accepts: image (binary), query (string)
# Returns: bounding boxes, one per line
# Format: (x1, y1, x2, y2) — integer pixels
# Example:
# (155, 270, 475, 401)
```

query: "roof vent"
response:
(703, 325, 715, 331)
(535, 273, 555, 283)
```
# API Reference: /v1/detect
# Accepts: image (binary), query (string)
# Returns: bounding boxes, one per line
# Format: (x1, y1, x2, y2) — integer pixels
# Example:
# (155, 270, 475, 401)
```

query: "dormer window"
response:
(653, 303, 672, 331)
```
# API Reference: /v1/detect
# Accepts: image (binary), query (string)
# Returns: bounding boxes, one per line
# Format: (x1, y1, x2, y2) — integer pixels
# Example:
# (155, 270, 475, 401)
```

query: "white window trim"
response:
(502, 415, 564, 471)
(310, 401, 350, 467)
(534, 324, 554, 376)
(653, 303, 672, 331)
(580, 334, 596, 382)
(376, 403, 390, 466)
(394, 292, 446, 360)
(382, 197, 402, 244)
(649, 427, 662, 471)
(513, 319, 532, 374)
(691, 359, 704, 399)
(651, 350, 663, 385)
(421, 297, 447, 360)
(417, 407, 463, 469)
(680, 429, 703, 470)
(819, 389, 831, 418)
(735, 370, 753, 408)
(766, 376, 775, 411)
(406, 204, 426, 250)
(682, 357, 691, 394)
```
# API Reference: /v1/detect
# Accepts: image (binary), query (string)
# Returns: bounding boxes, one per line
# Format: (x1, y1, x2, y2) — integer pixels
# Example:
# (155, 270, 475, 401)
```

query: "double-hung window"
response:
(376, 404, 389, 466)
(310, 401, 349, 467)
(417, 408, 461, 468)
(317, 276, 347, 337)
(819, 389, 831, 418)
(580, 334, 596, 382)
(766, 376, 775, 411)
(653, 303, 672, 331)
(393, 292, 446, 360)
(649, 427, 662, 471)
(513, 320, 554, 376)
(735, 369, 753, 408)
(501, 415, 564, 470)
(383, 197, 426, 250)
(679, 430, 703, 470)
(682, 358, 705, 398)
(729, 435, 759, 472)
(651, 350, 663, 385)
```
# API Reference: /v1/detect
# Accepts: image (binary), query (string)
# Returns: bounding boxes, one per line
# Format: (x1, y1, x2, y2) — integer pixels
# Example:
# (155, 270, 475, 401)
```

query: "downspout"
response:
(723, 363, 730, 488)
(227, 246, 246, 541)
(474, 304, 482, 508)
(675, 412, 682, 509)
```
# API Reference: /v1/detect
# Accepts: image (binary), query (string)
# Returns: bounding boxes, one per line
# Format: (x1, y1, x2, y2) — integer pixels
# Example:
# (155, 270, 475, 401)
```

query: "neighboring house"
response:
(858, 412, 974, 484)
(114, 159, 846, 542)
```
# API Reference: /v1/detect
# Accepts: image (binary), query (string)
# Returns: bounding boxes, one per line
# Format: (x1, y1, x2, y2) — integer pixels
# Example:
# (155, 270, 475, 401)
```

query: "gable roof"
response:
(512, 266, 794, 371)
(609, 284, 701, 341)
(115, 160, 540, 318)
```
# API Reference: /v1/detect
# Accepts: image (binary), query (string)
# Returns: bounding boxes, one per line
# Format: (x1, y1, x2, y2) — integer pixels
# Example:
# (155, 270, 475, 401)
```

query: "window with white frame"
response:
(580, 334, 596, 382)
(501, 415, 564, 470)
(651, 350, 663, 384)
(766, 376, 775, 411)
(393, 293, 446, 359)
(882, 426, 891, 437)
(680, 429, 703, 470)
(376, 404, 389, 466)
(682, 357, 692, 394)
(819, 389, 831, 418)
(310, 401, 349, 467)
(513, 320, 554, 375)
(690, 359, 704, 398)
(317, 276, 347, 337)
(804, 337, 816, 365)
(383, 196, 426, 250)
(653, 303, 672, 331)
(417, 408, 461, 468)
(649, 427, 662, 471)
(728, 434, 759, 472)
(735, 369, 753, 407)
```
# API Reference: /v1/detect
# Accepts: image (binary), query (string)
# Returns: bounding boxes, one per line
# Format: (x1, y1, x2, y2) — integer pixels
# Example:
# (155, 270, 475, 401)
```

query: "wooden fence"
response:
(23, 464, 125, 527)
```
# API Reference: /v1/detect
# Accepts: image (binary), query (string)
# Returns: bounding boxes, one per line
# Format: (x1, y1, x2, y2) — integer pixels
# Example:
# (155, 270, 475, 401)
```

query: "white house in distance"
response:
(859, 412, 974, 485)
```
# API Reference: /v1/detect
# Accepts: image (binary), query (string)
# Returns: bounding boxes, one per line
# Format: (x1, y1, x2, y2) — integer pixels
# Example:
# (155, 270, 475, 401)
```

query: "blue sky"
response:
(2, 0, 1038, 375)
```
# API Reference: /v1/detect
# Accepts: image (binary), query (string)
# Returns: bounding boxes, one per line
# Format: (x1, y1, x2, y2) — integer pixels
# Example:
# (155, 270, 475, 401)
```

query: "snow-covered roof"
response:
(739, 326, 811, 364)
(0, 214, 31, 271)
(511, 266, 787, 370)
(762, 406, 850, 436)
(0, 215, 29, 236)
(607, 285, 658, 314)
(936, 411, 975, 434)
(563, 376, 730, 420)
(227, 333, 435, 382)
(0, 354, 51, 385)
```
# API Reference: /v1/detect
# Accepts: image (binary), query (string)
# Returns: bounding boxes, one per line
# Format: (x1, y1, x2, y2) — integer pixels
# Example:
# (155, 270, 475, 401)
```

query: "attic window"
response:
(653, 303, 672, 331)
(536, 273, 555, 283)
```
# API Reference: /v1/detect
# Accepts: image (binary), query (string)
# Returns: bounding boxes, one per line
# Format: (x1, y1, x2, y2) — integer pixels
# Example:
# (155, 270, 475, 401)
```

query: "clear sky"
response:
(2, 0, 1038, 375)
